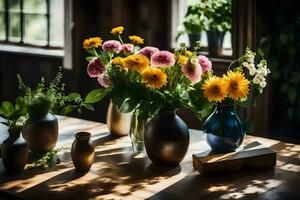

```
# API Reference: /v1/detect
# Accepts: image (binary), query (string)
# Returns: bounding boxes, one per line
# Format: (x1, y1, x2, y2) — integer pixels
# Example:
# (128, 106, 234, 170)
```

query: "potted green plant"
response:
(205, 0, 232, 57)
(19, 68, 102, 154)
(0, 97, 28, 172)
(177, 3, 208, 47)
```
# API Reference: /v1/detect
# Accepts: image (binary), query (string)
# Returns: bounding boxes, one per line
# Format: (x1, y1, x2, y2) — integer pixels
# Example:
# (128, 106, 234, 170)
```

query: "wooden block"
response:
(193, 141, 276, 176)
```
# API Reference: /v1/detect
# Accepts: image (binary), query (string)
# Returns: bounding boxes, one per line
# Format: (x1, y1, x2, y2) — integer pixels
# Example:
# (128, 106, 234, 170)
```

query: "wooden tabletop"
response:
(0, 116, 299, 200)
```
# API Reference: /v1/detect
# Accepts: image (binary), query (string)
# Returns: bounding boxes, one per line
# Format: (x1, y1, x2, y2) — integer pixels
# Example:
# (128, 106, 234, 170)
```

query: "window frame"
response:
(0, 0, 62, 49)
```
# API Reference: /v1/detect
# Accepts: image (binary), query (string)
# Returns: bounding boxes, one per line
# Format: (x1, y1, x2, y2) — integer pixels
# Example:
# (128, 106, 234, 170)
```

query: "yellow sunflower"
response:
(202, 76, 227, 102)
(177, 55, 188, 65)
(223, 71, 250, 101)
(112, 57, 125, 67)
(142, 68, 167, 89)
(123, 54, 149, 73)
(83, 37, 103, 49)
(111, 26, 124, 35)
(129, 35, 144, 45)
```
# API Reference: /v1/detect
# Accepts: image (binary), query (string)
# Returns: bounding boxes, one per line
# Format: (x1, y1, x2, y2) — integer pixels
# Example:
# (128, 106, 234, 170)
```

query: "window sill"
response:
(0, 44, 64, 58)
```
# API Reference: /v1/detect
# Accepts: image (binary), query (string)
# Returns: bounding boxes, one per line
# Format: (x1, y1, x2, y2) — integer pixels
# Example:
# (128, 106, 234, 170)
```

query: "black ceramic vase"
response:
(188, 33, 201, 47)
(22, 113, 58, 154)
(1, 130, 28, 173)
(144, 111, 190, 167)
(203, 104, 246, 153)
(207, 31, 225, 57)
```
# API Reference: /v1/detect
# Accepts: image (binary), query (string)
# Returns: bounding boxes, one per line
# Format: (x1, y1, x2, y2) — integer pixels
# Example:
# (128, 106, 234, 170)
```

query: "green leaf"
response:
(67, 93, 82, 103)
(0, 101, 14, 117)
(86, 56, 96, 62)
(84, 89, 108, 104)
(119, 98, 138, 113)
(83, 104, 95, 111)
(62, 105, 75, 116)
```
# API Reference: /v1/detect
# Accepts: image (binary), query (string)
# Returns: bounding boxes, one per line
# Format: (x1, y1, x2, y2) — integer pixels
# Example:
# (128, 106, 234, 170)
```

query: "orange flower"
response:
(83, 37, 103, 49)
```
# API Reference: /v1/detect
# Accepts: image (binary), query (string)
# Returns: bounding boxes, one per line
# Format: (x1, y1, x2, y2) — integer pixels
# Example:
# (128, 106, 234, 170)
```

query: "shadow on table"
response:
(148, 141, 300, 200)
(15, 144, 182, 199)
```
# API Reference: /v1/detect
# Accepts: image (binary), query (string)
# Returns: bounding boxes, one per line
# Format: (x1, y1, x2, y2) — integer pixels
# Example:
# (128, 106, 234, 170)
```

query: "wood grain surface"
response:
(0, 116, 299, 200)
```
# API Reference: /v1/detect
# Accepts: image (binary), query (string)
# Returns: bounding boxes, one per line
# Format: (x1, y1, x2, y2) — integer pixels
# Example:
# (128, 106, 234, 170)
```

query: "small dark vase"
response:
(207, 31, 225, 57)
(188, 33, 201, 47)
(22, 113, 58, 154)
(71, 132, 95, 172)
(203, 104, 246, 153)
(144, 111, 190, 167)
(1, 130, 28, 173)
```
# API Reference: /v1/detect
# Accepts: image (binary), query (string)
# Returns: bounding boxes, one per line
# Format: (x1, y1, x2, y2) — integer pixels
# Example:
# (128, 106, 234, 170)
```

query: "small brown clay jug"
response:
(71, 132, 95, 172)
(1, 129, 28, 173)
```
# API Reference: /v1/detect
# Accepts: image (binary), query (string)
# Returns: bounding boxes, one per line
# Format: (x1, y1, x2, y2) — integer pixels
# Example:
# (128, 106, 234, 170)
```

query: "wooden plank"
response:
(193, 141, 276, 176)
(0, 116, 299, 200)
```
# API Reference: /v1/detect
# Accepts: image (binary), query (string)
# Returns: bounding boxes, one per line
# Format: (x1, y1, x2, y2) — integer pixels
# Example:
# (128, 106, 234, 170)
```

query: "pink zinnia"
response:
(97, 73, 112, 88)
(198, 55, 212, 73)
(138, 46, 159, 59)
(87, 58, 105, 78)
(151, 51, 175, 67)
(102, 40, 121, 52)
(181, 61, 202, 83)
(119, 43, 134, 54)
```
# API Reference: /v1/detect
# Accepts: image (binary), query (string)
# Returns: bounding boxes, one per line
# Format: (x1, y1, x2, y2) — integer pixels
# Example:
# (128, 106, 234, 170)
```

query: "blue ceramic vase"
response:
(203, 104, 246, 153)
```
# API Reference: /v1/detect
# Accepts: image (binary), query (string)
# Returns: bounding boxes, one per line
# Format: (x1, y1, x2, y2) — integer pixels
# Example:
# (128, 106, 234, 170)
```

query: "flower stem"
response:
(93, 48, 99, 57)
(227, 58, 240, 70)
(118, 35, 124, 44)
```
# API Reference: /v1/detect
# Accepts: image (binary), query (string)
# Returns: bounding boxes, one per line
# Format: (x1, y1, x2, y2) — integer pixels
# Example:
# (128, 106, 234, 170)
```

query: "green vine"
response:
(27, 148, 65, 170)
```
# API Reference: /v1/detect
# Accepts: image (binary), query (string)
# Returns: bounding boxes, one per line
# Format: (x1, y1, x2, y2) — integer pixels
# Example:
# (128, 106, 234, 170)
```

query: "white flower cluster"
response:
(242, 49, 256, 75)
(252, 60, 270, 88)
(241, 49, 270, 88)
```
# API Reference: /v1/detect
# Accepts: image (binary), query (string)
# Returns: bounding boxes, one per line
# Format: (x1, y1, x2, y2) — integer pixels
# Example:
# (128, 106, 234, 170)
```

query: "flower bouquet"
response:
(83, 26, 213, 163)
(200, 48, 270, 152)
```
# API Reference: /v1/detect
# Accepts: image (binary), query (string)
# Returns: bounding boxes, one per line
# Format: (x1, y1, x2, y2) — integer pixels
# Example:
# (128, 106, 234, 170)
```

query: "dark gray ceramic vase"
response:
(144, 111, 190, 167)
(207, 31, 225, 57)
(1, 131, 28, 173)
(203, 104, 246, 153)
(22, 113, 58, 154)
(188, 33, 201, 47)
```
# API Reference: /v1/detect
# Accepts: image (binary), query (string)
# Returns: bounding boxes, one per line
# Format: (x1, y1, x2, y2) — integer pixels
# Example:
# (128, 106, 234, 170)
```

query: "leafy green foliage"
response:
(188, 81, 214, 120)
(177, 0, 231, 39)
(0, 97, 28, 133)
(17, 67, 100, 119)
(205, 0, 232, 32)
(27, 148, 64, 170)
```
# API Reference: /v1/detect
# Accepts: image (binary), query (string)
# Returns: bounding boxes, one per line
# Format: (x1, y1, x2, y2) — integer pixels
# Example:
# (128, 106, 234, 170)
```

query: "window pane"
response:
(24, 14, 47, 45)
(50, 0, 64, 47)
(9, 0, 20, 12)
(8, 13, 21, 42)
(0, 12, 5, 40)
(0, 0, 4, 11)
(24, 0, 47, 13)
